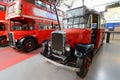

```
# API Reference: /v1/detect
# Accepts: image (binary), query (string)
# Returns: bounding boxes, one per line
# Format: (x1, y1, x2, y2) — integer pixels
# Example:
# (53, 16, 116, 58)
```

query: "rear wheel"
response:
(22, 39, 37, 52)
(76, 56, 91, 78)
(0, 37, 8, 47)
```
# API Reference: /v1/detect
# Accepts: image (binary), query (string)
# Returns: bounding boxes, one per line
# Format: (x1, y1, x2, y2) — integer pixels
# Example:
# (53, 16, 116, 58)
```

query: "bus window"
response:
(36, 0, 43, 6)
(0, 5, 6, 11)
(29, 23, 35, 30)
(92, 23, 97, 28)
(36, 0, 50, 10)
(87, 15, 92, 28)
(22, 23, 28, 30)
(46, 4, 50, 10)
(100, 16, 106, 28)
(93, 15, 98, 28)
(74, 17, 79, 24)
(36, 0, 47, 9)
(12, 22, 22, 30)
(63, 19, 68, 29)
(25, 0, 35, 4)
(38, 23, 44, 30)
(8, 0, 18, 3)
(6, 23, 9, 31)
(11, 21, 36, 30)
(44, 25, 48, 29)
(49, 24, 53, 29)
(0, 23, 4, 30)
(67, 18, 73, 28)
(55, 24, 60, 30)
(80, 17, 87, 24)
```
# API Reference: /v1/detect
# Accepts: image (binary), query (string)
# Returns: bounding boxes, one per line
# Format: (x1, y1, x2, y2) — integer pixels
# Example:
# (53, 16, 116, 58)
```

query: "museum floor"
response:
(0, 40, 120, 80)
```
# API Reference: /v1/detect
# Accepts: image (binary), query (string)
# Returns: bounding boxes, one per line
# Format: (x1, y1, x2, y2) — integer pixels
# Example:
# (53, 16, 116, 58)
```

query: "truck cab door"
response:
(91, 14, 105, 49)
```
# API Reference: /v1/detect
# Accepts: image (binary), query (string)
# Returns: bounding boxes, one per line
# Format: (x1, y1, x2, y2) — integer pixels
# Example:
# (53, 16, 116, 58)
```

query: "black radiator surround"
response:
(49, 47, 76, 64)
(8, 32, 15, 46)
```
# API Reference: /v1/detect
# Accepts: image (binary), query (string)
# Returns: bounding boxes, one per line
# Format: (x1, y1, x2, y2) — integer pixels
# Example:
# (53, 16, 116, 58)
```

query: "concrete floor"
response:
(0, 40, 120, 80)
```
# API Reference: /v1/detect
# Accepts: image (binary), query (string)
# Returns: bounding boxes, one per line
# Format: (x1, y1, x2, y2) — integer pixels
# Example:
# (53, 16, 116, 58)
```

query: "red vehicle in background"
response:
(41, 6, 105, 78)
(6, 0, 64, 52)
(0, 1, 8, 47)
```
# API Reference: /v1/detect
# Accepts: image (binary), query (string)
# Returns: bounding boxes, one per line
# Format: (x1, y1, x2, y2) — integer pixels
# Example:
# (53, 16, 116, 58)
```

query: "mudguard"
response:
(75, 44, 94, 59)
(0, 35, 6, 39)
(19, 36, 37, 46)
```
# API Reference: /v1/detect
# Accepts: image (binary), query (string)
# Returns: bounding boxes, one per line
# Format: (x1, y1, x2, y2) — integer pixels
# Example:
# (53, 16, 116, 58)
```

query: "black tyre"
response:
(76, 56, 91, 78)
(0, 37, 8, 47)
(22, 39, 37, 52)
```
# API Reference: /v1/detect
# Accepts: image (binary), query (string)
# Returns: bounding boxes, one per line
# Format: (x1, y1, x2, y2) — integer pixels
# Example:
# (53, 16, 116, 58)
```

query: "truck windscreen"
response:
(66, 6, 89, 18)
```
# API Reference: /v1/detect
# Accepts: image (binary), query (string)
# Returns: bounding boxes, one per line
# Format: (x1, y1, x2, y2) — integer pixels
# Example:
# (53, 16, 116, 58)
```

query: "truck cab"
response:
(41, 6, 105, 78)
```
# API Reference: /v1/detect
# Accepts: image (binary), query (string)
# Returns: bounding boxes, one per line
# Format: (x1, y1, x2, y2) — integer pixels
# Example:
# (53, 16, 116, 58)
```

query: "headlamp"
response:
(65, 45, 71, 52)
(48, 41, 51, 47)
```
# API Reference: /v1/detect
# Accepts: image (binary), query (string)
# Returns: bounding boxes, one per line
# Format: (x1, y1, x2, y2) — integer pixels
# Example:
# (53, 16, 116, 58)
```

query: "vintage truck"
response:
(41, 6, 105, 78)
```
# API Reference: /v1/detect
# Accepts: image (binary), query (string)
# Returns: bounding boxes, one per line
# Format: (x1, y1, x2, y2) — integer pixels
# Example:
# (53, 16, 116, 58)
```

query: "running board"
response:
(42, 55, 80, 72)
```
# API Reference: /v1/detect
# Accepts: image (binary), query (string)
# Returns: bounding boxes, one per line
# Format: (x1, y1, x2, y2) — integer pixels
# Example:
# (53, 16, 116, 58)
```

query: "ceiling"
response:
(57, 0, 120, 12)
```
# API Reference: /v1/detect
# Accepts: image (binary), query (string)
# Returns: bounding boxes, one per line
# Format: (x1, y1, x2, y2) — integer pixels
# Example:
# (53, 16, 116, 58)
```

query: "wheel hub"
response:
(84, 57, 91, 70)
(26, 42, 33, 49)
(1, 39, 7, 46)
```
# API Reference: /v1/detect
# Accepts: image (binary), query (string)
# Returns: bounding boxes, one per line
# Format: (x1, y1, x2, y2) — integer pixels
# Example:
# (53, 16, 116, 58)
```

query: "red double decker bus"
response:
(6, 0, 64, 52)
(0, 1, 8, 47)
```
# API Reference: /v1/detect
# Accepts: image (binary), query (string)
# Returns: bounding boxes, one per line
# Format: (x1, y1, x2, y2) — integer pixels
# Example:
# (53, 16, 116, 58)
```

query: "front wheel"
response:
(0, 37, 8, 47)
(76, 56, 91, 78)
(22, 39, 37, 52)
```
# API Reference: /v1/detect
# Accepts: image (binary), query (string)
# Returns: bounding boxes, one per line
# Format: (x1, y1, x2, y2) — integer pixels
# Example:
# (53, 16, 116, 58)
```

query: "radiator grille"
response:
(52, 32, 65, 52)
(8, 32, 15, 46)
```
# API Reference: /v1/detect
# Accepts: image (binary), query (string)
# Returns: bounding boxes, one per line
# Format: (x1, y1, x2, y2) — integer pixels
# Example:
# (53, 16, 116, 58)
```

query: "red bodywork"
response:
(54, 28, 105, 50)
(0, 2, 8, 41)
(12, 29, 54, 45)
(63, 28, 92, 48)
(0, 31, 8, 37)
(0, 1, 7, 21)
(0, 11, 5, 23)
(6, 0, 63, 51)
(95, 29, 105, 49)
(6, 0, 63, 21)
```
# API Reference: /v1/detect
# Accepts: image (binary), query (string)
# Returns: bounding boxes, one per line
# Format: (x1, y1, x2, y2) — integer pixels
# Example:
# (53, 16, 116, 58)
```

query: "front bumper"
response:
(41, 54, 80, 72)
(9, 40, 21, 49)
